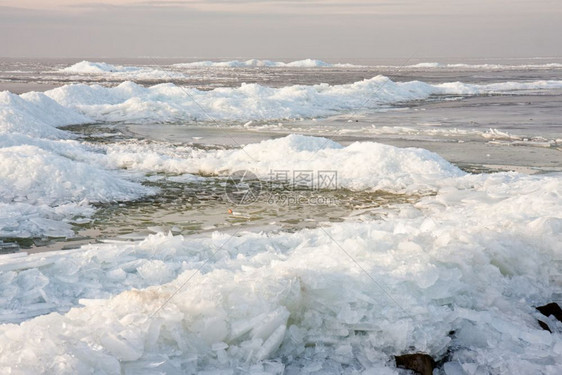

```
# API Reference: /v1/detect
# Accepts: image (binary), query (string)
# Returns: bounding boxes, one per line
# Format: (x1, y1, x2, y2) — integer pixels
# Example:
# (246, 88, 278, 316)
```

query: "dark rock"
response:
(538, 320, 552, 332)
(536, 303, 562, 322)
(395, 353, 435, 375)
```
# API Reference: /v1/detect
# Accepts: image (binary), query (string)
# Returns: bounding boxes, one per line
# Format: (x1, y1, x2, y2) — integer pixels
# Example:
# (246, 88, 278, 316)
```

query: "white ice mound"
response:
(100, 134, 464, 193)
(61, 61, 138, 74)
(126, 134, 463, 193)
(174, 58, 356, 68)
(0, 140, 155, 237)
(0, 91, 88, 138)
(244, 133, 343, 152)
(38, 76, 562, 124)
(0, 145, 153, 206)
(0, 87, 158, 238)
(285, 58, 333, 67)
(409, 62, 444, 68)
(60, 61, 186, 80)
(45, 82, 140, 107)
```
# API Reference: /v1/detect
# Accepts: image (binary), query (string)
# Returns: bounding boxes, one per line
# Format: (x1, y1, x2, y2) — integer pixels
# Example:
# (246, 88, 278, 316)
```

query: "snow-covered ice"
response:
(0, 88, 157, 237)
(60, 61, 187, 80)
(132, 59, 562, 70)
(37, 76, 562, 124)
(0, 90, 87, 139)
(406, 62, 562, 70)
(0, 140, 155, 237)
(0, 164, 561, 373)
(174, 59, 358, 68)
(5, 75, 562, 133)
(102, 134, 463, 193)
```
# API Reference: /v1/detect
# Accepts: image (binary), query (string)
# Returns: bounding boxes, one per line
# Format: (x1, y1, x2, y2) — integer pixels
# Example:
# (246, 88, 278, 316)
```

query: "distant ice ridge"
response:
(41, 76, 562, 124)
(60, 60, 187, 79)
(0, 168, 561, 373)
(173, 59, 562, 70)
(16, 74, 562, 136)
(407, 62, 562, 69)
(61, 61, 140, 74)
(174, 58, 358, 68)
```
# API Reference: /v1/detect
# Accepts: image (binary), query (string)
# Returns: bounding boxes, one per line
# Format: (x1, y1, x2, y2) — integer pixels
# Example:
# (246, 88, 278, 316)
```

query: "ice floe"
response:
(60, 61, 187, 80)
(174, 58, 357, 68)
(36, 77, 562, 124)
(406, 62, 562, 70)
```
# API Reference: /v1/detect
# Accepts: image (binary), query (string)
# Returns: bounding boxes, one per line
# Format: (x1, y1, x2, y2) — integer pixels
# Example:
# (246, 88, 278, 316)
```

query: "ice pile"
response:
(0, 90, 87, 138)
(60, 61, 187, 80)
(174, 59, 357, 68)
(6, 74, 562, 131)
(39, 76, 562, 124)
(195, 135, 464, 194)
(0, 164, 561, 373)
(70, 134, 464, 194)
(61, 61, 139, 74)
(0, 139, 154, 237)
(0, 90, 155, 238)
(101, 135, 463, 193)
(0, 145, 151, 206)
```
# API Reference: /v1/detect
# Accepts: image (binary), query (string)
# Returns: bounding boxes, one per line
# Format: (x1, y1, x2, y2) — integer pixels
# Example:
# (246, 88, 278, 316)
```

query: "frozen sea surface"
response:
(0, 58, 562, 374)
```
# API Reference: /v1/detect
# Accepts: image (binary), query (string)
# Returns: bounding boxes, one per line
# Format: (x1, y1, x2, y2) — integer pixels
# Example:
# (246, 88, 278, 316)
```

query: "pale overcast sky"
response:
(1, 0, 561, 59)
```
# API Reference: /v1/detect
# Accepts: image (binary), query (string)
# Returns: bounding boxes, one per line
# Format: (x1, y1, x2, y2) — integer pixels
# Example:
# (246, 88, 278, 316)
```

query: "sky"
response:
(1, 0, 561, 59)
